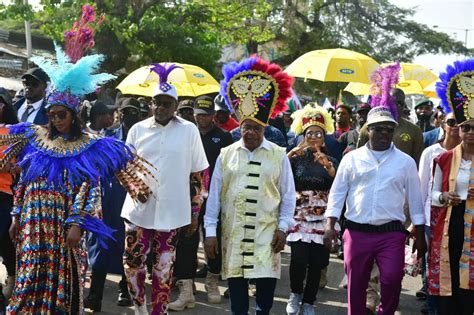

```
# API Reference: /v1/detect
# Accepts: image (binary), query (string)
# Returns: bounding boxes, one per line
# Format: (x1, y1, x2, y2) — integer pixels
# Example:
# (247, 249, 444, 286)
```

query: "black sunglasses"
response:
(460, 124, 474, 133)
(22, 80, 40, 88)
(445, 118, 457, 127)
(47, 110, 69, 121)
(369, 126, 395, 134)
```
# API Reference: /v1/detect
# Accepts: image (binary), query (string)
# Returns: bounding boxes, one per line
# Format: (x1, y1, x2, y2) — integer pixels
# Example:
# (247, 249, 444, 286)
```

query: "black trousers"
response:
(173, 207, 222, 279)
(88, 268, 128, 300)
(0, 192, 15, 277)
(434, 202, 474, 315)
(228, 277, 277, 315)
(289, 240, 330, 304)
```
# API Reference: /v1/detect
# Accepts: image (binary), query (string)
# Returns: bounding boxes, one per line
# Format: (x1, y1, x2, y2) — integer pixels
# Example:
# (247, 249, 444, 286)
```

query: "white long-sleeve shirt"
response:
(325, 144, 426, 226)
(432, 158, 471, 206)
(418, 143, 446, 226)
(204, 138, 296, 237)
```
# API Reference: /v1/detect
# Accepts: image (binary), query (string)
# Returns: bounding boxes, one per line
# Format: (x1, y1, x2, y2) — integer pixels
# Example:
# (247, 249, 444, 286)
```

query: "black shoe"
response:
(117, 291, 133, 307)
(117, 282, 133, 307)
(84, 294, 102, 312)
(416, 287, 427, 300)
(365, 307, 375, 315)
(195, 264, 208, 278)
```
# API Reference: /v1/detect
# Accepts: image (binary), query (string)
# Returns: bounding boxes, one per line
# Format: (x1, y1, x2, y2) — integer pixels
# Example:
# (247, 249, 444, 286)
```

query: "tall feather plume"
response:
(31, 44, 115, 98)
(370, 62, 401, 120)
(150, 63, 182, 85)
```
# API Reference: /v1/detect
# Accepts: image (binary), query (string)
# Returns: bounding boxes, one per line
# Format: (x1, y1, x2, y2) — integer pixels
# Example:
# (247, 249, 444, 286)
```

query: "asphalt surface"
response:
(1, 246, 426, 314)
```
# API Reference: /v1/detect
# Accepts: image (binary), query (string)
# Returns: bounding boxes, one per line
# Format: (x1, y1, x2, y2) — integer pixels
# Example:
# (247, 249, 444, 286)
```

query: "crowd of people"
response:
(0, 25, 473, 315)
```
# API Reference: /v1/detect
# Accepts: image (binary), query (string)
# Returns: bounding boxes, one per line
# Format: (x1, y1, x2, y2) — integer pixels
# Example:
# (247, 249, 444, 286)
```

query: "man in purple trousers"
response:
(323, 107, 427, 315)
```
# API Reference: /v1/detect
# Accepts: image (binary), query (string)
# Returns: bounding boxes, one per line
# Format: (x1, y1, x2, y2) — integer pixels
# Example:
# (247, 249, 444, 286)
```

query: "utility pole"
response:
(24, 0, 32, 63)
(465, 29, 469, 48)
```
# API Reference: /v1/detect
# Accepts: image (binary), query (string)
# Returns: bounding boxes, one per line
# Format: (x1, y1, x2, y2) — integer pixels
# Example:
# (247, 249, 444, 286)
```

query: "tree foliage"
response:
(0, 0, 471, 79)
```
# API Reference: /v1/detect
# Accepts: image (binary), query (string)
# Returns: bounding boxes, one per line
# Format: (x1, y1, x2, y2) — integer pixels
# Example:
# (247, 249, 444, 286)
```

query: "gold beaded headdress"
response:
(220, 56, 294, 126)
(437, 59, 474, 124)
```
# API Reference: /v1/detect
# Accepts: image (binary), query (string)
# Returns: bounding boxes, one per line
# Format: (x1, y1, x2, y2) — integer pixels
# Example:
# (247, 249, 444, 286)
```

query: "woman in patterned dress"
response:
(285, 104, 338, 315)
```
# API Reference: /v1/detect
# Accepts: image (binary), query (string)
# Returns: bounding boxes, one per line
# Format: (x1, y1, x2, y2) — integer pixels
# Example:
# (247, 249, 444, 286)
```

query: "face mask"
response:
(122, 115, 140, 128)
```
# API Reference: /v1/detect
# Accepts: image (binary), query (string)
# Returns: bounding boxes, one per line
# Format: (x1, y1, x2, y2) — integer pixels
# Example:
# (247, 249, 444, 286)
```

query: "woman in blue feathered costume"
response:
(1, 45, 153, 314)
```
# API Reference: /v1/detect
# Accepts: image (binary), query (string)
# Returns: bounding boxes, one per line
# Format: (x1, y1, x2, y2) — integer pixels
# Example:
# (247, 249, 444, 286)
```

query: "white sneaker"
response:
(301, 303, 315, 315)
(286, 292, 302, 315)
(134, 300, 149, 315)
(2, 276, 14, 299)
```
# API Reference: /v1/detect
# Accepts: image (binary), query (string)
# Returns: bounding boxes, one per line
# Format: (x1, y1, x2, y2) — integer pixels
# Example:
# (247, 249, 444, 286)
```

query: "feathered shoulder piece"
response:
(369, 62, 401, 120)
(220, 56, 294, 126)
(436, 59, 474, 124)
(0, 123, 155, 202)
(290, 103, 335, 135)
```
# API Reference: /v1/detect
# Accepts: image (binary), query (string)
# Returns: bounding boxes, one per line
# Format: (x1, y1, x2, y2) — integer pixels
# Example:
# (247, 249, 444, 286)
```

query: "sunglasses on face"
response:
(369, 126, 395, 134)
(22, 80, 40, 88)
(306, 131, 324, 138)
(460, 124, 474, 133)
(445, 118, 457, 127)
(47, 110, 69, 121)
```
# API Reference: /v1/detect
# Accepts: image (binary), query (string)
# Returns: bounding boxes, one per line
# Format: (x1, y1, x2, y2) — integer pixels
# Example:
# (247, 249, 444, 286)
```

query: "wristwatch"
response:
(438, 193, 446, 205)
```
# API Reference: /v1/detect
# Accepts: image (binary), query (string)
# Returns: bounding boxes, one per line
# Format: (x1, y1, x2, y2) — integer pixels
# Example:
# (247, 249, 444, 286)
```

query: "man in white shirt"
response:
(14, 68, 49, 125)
(121, 64, 208, 315)
(324, 107, 427, 315)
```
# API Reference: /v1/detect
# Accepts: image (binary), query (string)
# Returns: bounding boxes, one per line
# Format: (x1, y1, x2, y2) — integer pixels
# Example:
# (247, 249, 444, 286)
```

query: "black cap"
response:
(414, 99, 433, 109)
(214, 94, 229, 112)
(90, 100, 117, 117)
(356, 103, 371, 113)
(120, 97, 142, 111)
(0, 87, 12, 105)
(136, 97, 150, 113)
(21, 67, 49, 84)
(178, 99, 194, 110)
(194, 95, 215, 115)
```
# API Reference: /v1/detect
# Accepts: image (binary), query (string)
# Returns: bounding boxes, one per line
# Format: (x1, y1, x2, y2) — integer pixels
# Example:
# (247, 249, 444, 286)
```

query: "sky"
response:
(391, 0, 474, 74)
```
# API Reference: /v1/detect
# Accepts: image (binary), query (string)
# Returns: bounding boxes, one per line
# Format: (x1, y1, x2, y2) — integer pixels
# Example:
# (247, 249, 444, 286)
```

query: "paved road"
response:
(1, 246, 426, 314)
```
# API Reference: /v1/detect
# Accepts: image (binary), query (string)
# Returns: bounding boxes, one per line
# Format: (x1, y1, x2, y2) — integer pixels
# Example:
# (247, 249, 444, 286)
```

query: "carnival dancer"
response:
(121, 63, 208, 315)
(4, 49, 150, 315)
(286, 104, 338, 315)
(3, 6, 155, 314)
(429, 59, 474, 315)
(204, 56, 296, 315)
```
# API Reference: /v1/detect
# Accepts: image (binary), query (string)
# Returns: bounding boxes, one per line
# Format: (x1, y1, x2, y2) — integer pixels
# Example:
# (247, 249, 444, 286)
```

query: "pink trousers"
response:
(343, 229, 405, 315)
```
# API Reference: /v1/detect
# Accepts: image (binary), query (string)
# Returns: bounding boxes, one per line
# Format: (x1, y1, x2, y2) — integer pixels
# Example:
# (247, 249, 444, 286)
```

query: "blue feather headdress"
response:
(436, 59, 474, 124)
(30, 44, 116, 112)
(150, 63, 181, 100)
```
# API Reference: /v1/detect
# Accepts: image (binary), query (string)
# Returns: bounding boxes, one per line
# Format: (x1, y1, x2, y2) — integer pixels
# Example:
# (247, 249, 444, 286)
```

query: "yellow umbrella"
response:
(387, 63, 438, 89)
(423, 81, 438, 98)
(116, 63, 220, 97)
(345, 63, 439, 95)
(284, 48, 379, 84)
(345, 80, 431, 96)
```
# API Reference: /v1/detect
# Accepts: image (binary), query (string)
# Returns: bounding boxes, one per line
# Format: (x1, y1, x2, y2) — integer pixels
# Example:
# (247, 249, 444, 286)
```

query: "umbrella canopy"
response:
(387, 63, 438, 89)
(344, 63, 438, 96)
(423, 81, 438, 98)
(284, 48, 379, 84)
(116, 63, 220, 97)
